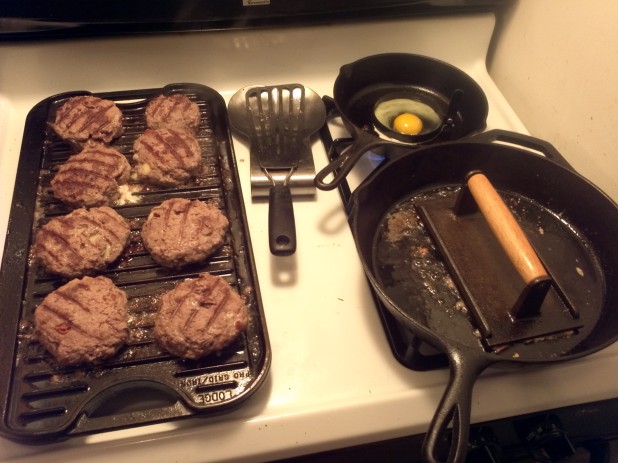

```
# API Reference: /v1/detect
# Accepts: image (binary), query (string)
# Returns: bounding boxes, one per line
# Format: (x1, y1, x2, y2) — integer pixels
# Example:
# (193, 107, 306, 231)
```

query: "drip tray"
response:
(0, 83, 270, 443)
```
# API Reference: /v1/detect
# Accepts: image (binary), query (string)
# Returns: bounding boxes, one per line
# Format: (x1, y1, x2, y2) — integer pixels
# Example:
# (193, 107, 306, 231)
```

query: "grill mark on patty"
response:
(133, 127, 200, 186)
(36, 228, 84, 263)
(39, 211, 126, 256)
(53, 287, 93, 313)
(155, 199, 200, 247)
(58, 97, 86, 129)
(165, 277, 229, 331)
(149, 99, 166, 119)
(66, 102, 116, 135)
(52, 179, 114, 197)
(154, 274, 245, 359)
(35, 208, 129, 278)
(96, 206, 127, 224)
(51, 147, 129, 207)
(64, 152, 124, 171)
(163, 199, 177, 224)
(38, 225, 106, 267)
(197, 214, 214, 238)
(53, 97, 123, 146)
(151, 95, 193, 120)
(78, 216, 124, 244)
(180, 99, 192, 114)
(38, 292, 97, 339)
(178, 200, 198, 246)
(142, 199, 227, 268)
(202, 281, 231, 331)
(151, 102, 167, 120)
(40, 308, 82, 338)
(90, 209, 130, 240)
(139, 137, 181, 169)
(54, 166, 112, 184)
(39, 304, 99, 342)
(34, 276, 128, 364)
(153, 129, 194, 168)
(156, 97, 186, 120)
(168, 290, 189, 321)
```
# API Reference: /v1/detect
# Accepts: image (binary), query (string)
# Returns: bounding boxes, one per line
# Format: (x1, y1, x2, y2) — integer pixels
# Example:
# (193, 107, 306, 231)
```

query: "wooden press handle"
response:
(466, 172, 548, 285)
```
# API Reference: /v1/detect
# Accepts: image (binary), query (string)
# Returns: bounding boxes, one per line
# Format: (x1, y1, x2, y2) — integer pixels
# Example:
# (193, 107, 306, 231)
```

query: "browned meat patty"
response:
(51, 142, 131, 208)
(145, 94, 201, 135)
(154, 273, 248, 359)
(34, 206, 131, 278)
(141, 198, 229, 268)
(51, 95, 124, 145)
(133, 128, 201, 186)
(34, 276, 129, 366)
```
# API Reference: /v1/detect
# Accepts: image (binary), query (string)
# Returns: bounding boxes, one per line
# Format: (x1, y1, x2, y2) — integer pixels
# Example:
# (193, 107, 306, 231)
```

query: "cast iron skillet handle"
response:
(268, 183, 296, 256)
(422, 348, 492, 463)
(471, 129, 574, 171)
(314, 132, 385, 191)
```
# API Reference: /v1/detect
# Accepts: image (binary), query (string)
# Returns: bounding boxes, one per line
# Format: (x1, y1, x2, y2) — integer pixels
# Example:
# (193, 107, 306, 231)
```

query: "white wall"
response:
(488, 0, 618, 201)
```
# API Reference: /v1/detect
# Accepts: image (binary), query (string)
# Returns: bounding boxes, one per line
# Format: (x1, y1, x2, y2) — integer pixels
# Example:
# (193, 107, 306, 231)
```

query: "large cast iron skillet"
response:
(314, 53, 488, 191)
(348, 130, 618, 462)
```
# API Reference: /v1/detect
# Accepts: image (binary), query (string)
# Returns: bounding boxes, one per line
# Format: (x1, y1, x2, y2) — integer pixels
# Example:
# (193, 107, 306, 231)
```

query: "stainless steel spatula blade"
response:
(244, 85, 306, 169)
(228, 84, 326, 256)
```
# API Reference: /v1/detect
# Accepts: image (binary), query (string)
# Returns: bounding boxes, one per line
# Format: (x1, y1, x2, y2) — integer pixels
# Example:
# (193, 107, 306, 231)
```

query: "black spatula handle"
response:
(268, 184, 296, 256)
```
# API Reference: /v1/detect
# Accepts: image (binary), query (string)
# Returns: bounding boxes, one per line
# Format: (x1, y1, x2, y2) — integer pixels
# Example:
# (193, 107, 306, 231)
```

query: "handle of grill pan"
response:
(471, 129, 575, 171)
(314, 130, 386, 191)
(268, 183, 296, 256)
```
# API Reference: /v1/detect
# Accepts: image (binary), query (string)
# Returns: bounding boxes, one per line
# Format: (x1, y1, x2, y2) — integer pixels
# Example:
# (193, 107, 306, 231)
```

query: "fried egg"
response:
(393, 113, 423, 135)
(373, 98, 441, 137)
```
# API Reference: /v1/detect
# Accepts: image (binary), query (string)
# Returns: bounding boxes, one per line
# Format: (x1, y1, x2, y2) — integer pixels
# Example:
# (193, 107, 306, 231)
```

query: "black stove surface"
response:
(0, 1, 509, 41)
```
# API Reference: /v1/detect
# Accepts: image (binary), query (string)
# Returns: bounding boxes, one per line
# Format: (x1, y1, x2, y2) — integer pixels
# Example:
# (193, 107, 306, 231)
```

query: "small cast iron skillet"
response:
(314, 53, 488, 191)
(348, 130, 618, 463)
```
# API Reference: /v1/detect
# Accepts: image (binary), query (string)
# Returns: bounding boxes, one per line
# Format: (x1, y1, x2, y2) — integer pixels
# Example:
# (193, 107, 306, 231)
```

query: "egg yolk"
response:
(393, 113, 423, 135)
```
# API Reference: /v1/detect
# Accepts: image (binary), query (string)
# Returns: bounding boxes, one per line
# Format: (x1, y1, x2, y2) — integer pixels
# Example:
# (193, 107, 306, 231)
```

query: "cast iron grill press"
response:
(416, 171, 583, 349)
(0, 83, 271, 443)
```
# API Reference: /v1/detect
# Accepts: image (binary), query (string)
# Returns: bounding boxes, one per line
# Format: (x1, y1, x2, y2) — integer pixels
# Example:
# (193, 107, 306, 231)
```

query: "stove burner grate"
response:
(318, 95, 447, 371)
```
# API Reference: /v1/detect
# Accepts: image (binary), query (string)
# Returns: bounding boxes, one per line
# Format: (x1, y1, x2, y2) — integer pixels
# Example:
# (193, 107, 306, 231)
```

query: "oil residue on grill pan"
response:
(0, 83, 271, 443)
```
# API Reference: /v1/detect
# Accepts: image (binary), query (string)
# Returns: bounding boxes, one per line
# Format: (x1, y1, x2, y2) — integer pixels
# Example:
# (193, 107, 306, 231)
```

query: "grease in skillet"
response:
(373, 185, 604, 358)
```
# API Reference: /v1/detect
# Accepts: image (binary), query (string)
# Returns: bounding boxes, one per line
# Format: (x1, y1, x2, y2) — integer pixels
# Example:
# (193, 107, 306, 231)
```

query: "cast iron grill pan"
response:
(0, 83, 271, 443)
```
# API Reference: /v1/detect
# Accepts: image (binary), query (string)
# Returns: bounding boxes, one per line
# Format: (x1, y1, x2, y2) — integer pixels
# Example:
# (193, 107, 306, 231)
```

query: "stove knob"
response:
(466, 426, 502, 463)
(518, 415, 576, 461)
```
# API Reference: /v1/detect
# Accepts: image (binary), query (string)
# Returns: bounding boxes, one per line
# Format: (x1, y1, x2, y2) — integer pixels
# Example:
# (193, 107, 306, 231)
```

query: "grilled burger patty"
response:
(146, 94, 201, 135)
(141, 198, 229, 268)
(133, 128, 202, 186)
(34, 276, 129, 366)
(154, 273, 248, 359)
(34, 206, 131, 278)
(51, 142, 131, 208)
(52, 95, 124, 146)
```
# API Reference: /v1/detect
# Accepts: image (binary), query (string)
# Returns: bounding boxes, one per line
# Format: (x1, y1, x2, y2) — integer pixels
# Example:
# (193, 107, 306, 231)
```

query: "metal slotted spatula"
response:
(228, 84, 326, 256)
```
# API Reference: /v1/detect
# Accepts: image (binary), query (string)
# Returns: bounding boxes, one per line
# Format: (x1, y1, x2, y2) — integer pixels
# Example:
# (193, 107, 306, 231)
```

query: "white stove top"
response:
(1, 13, 617, 463)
